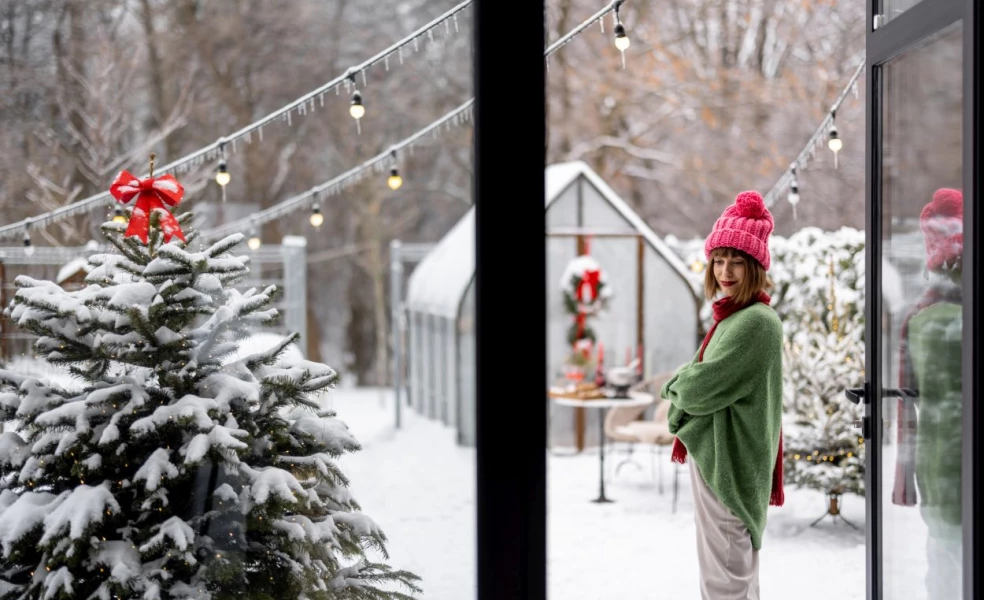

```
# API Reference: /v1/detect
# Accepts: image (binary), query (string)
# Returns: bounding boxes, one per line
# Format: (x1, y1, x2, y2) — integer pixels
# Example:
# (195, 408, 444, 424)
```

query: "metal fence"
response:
(0, 238, 307, 361)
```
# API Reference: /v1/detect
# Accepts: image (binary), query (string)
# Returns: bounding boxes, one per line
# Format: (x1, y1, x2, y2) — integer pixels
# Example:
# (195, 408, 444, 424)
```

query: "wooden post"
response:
(636, 235, 645, 370)
(0, 260, 6, 360)
(573, 235, 586, 452)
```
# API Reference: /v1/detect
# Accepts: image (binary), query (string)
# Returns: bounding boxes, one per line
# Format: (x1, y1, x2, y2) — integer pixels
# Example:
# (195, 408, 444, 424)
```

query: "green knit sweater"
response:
(908, 302, 962, 528)
(663, 302, 784, 550)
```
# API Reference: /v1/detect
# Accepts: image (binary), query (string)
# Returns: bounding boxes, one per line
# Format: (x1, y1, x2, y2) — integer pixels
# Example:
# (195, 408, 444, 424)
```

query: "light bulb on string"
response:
(215, 141, 230, 205)
(23, 228, 34, 257)
(787, 165, 800, 220)
(614, 24, 630, 61)
(215, 161, 230, 187)
(247, 228, 261, 250)
(613, 1, 629, 69)
(827, 110, 842, 168)
(388, 167, 403, 190)
(386, 150, 403, 190)
(310, 204, 324, 228)
(350, 91, 365, 134)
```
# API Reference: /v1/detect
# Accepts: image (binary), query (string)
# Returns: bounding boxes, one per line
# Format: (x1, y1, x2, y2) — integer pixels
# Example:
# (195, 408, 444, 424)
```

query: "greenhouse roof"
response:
(406, 161, 698, 318)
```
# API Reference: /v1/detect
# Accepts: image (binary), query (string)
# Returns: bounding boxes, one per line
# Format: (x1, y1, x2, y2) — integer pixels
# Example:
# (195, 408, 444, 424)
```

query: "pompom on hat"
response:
(704, 190, 775, 270)
(920, 188, 963, 273)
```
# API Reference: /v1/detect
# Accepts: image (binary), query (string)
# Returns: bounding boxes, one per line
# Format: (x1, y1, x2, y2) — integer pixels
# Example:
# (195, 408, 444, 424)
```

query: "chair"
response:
(610, 374, 683, 512)
(602, 396, 652, 477)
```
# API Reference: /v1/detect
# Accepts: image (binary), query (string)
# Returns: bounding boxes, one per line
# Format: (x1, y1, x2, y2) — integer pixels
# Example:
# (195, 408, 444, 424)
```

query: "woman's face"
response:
(713, 252, 746, 297)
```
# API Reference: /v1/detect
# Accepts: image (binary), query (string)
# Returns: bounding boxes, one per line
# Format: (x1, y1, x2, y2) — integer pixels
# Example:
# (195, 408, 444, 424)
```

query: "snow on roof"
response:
(406, 161, 699, 318)
(406, 209, 475, 319)
(545, 161, 696, 294)
(56, 257, 91, 285)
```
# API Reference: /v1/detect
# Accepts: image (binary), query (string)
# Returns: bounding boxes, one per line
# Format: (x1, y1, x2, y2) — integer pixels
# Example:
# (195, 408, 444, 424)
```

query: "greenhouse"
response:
(404, 161, 701, 448)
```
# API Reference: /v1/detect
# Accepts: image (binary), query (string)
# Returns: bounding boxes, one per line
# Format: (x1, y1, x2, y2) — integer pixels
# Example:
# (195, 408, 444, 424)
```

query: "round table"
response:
(550, 392, 655, 503)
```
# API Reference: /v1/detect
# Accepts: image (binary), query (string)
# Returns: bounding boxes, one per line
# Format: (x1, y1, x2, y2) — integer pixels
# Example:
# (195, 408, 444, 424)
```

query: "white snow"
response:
(139, 516, 196, 553)
(130, 395, 217, 435)
(325, 387, 868, 600)
(0, 433, 28, 468)
(40, 485, 121, 544)
(405, 209, 474, 319)
(92, 540, 142, 582)
(213, 484, 239, 504)
(0, 491, 59, 557)
(178, 426, 248, 465)
(42, 567, 73, 600)
(291, 416, 359, 454)
(133, 448, 180, 491)
(245, 466, 307, 505)
(55, 257, 91, 286)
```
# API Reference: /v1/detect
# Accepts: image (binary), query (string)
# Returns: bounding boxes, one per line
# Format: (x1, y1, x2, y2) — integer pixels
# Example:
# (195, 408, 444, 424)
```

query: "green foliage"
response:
(0, 211, 420, 599)
(772, 227, 866, 497)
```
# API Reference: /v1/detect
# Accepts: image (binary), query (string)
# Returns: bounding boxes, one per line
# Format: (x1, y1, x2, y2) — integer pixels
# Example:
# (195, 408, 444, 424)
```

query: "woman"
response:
(892, 188, 963, 600)
(662, 190, 784, 600)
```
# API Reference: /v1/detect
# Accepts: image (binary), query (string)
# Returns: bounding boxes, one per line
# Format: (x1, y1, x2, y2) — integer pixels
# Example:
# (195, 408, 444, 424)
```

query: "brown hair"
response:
(704, 247, 773, 305)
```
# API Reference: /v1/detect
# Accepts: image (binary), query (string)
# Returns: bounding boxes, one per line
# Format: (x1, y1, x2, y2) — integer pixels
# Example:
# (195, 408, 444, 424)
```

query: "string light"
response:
(309, 204, 324, 228)
(201, 1, 630, 241)
(201, 100, 474, 241)
(828, 109, 842, 169)
(613, 1, 629, 69)
(761, 60, 864, 210)
(0, 0, 473, 241)
(215, 141, 231, 188)
(349, 76, 365, 135)
(388, 167, 403, 190)
(349, 92, 365, 120)
(22, 225, 34, 257)
(787, 165, 800, 219)
(247, 228, 262, 250)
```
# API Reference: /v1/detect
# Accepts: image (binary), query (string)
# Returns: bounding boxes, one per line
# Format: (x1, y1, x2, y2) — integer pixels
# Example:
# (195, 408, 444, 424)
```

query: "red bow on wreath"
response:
(109, 170, 186, 244)
(576, 269, 601, 303)
(573, 268, 601, 339)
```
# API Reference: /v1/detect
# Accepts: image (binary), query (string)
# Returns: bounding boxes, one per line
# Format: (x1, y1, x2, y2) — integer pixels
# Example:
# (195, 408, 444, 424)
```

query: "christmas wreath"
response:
(560, 254, 613, 347)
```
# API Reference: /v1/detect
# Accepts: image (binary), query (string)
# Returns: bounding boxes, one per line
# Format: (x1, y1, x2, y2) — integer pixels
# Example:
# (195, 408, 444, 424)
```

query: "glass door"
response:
(864, 0, 975, 598)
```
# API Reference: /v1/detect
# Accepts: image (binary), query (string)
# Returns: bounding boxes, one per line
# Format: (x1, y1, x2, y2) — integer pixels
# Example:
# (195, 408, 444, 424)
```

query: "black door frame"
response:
(865, 1, 980, 598)
(473, 2, 548, 600)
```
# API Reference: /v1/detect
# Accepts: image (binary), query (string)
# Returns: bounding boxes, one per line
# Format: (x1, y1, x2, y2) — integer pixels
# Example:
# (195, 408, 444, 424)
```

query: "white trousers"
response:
(689, 460, 760, 600)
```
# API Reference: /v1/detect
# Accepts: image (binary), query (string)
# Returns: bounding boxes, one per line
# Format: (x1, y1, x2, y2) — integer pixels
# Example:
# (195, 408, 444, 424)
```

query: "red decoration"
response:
(561, 253, 612, 347)
(575, 268, 601, 303)
(109, 170, 186, 244)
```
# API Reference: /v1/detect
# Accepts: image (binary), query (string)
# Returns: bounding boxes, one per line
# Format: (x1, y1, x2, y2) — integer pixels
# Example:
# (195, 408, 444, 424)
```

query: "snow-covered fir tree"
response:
(772, 227, 866, 496)
(0, 171, 419, 600)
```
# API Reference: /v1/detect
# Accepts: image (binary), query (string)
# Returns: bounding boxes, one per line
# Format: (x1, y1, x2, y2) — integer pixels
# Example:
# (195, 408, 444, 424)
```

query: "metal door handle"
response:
(845, 387, 865, 404)
(845, 384, 918, 404)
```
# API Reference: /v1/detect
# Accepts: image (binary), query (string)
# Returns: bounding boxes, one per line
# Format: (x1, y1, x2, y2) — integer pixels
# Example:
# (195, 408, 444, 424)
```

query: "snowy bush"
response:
(772, 227, 866, 497)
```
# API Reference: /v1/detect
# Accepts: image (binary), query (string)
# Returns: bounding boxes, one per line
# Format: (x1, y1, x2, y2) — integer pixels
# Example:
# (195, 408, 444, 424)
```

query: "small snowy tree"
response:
(0, 169, 419, 599)
(773, 227, 866, 496)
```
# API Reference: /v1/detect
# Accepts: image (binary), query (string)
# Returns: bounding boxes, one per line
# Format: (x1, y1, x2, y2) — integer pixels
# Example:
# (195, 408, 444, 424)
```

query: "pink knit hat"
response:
(704, 190, 774, 270)
(920, 188, 963, 272)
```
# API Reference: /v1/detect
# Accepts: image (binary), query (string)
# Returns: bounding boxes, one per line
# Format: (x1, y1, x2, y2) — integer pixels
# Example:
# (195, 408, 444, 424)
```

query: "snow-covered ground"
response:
(327, 387, 875, 600)
(2, 351, 933, 599)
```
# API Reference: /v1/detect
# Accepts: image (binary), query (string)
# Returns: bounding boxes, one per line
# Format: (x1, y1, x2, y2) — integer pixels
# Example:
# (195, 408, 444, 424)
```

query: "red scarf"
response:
(670, 291, 785, 507)
(891, 284, 961, 506)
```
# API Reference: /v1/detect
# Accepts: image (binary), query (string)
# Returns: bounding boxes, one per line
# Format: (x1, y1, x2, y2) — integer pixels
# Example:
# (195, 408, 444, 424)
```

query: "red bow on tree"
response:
(109, 170, 186, 244)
